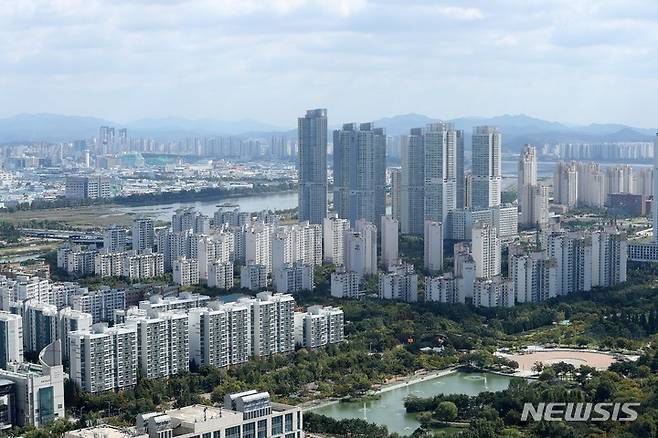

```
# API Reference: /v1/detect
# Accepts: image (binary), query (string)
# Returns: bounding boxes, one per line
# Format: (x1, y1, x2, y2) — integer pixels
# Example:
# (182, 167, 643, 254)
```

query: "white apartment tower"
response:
(173, 257, 200, 287)
(244, 222, 272, 273)
(323, 216, 350, 265)
(554, 162, 579, 207)
(424, 122, 460, 227)
(69, 324, 138, 393)
(474, 277, 514, 308)
(126, 310, 189, 379)
(424, 220, 444, 273)
(240, 262, 268, 291)
(273, 262, 314, 293)
(58, 307, 92, 361)
(244, 292, 295, 357)
(381, 216, 399, 268)
(509, 247, 557, 303)
(379, 263, 418, 302)
(103, 225, 128, 253)
(592, 227, 628, 287)
(471, 222, 501, 279)
(208, 260, 234, 289)
(330, 268, 360, 299)
(0, 312, 23, 368)
(271, 222, 322, 274)
(132, 217, 155, 252)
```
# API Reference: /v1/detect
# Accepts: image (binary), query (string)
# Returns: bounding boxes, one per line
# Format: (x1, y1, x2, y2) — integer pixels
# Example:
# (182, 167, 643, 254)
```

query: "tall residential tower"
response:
(471, 126, 502, 209)
(333, 123, 386, 225)
(298, 109, 328, 224)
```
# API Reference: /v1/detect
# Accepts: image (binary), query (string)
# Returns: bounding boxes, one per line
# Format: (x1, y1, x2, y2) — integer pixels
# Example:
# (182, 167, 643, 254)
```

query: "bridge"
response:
(19, 228, 104, 245)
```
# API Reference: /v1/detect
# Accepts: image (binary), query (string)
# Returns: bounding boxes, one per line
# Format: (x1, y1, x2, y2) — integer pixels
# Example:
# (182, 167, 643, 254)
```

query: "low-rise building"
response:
(330, 267, 360, 299)
(294, 305, 344, 348)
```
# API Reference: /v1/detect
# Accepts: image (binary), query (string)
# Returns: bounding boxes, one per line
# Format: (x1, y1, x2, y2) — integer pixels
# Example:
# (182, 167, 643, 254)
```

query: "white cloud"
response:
(435, 5, 483, 21)
(0, 0, 656, 126)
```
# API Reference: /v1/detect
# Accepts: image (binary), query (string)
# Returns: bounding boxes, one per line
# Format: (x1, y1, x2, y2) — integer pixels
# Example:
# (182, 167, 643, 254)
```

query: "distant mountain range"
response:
(0, 114, 285, 143)
(0, 112, 655, 152)
(370, 113, 656, 151)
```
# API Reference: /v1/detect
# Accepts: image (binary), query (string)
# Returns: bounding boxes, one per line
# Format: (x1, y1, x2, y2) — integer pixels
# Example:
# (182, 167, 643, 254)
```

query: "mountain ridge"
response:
(0, 112, 655, 151)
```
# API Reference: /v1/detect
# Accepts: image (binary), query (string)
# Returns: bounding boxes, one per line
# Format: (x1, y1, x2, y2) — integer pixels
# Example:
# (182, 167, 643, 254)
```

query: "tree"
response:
(434, 401, 458, 423)
(416, 411, 433, 429)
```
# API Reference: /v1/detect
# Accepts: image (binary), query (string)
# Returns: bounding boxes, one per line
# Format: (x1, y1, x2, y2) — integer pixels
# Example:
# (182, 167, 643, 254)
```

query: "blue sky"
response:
(1, 0, 657, 128)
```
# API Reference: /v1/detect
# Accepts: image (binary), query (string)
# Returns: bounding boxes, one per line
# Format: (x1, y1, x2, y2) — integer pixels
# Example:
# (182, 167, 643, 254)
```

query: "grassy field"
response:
(0, 205, 141, 229)
(0, 240, 59, 257)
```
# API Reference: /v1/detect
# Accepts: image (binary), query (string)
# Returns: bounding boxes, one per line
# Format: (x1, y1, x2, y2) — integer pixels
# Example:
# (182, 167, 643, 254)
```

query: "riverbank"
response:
(301, 367, 458, 412)
(0, 189, 299, 229)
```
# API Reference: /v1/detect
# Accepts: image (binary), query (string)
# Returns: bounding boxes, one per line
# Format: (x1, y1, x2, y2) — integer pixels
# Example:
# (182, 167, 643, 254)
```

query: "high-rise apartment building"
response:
(132, 217, 154, 253)
(103, 225, 127, 253)
(592, 227, 628, 287)
(509, 246, 557, 303)
(188, 301, 252, 369)
(322, 216, 350, 265)
(125, 310, 189, 379)
(69, 324, 138, 393)
(401, 128, 425, 234)
(390, 168, 402, 222)
(173, 257, 200, 286)
(381, 216, 399, 268)
(554, 161, 579, 207)
(298, 109, 328, 224)
(378, 262, 418, 302)
(330, 267, 360, 299)
(333, 123, 386, 225)
(471, 222, 501, 279)
(271, 222, 322, 274)
(58, 307, 92, 360)
(654, 133, 658, 242)
(424, 122, 460, 227)
(22, 300, 58, 354)
(273, 262, 314, 294)
(242, 292, 295, 358)
(424, 220, 444, 273)
(0, 312, 23, 368)
(471, 126, 502, 209)
(294, 305, 345, 348)
(207, 260, 234, 289)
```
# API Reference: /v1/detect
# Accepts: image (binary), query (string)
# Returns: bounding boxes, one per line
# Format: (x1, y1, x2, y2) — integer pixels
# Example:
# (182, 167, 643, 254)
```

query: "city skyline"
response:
(1, 1, 658, 127)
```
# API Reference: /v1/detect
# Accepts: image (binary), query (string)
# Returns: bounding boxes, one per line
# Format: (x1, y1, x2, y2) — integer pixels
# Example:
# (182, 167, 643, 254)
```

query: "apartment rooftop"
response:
(64, 425, 147, 438)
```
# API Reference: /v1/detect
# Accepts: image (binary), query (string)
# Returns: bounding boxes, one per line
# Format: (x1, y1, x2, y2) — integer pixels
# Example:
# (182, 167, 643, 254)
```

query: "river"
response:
(116, 191, 299, 222)
(114, 159, 591, 223)
(310, 371, 513, 436)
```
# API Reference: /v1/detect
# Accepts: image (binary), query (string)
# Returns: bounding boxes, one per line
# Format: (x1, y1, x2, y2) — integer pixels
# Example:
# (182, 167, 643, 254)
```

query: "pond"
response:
(310, 371, 513, 436)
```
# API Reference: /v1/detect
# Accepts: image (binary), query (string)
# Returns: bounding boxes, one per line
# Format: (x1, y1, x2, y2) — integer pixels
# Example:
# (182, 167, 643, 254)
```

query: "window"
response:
(38, 387, 55, 425)
(213, 432, 220, 438)
(285, 413, 293, 432)
(226, 426, 240, 438)
(257, 420, 267, 438)
(272, 416, 283, 435)
(243, 422, 255, 438)
(203, 433, 211, 438)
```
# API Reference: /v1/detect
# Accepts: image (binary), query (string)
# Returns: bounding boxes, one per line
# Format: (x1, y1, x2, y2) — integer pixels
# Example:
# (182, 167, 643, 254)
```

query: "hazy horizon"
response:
(2, 1, 657, 127)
